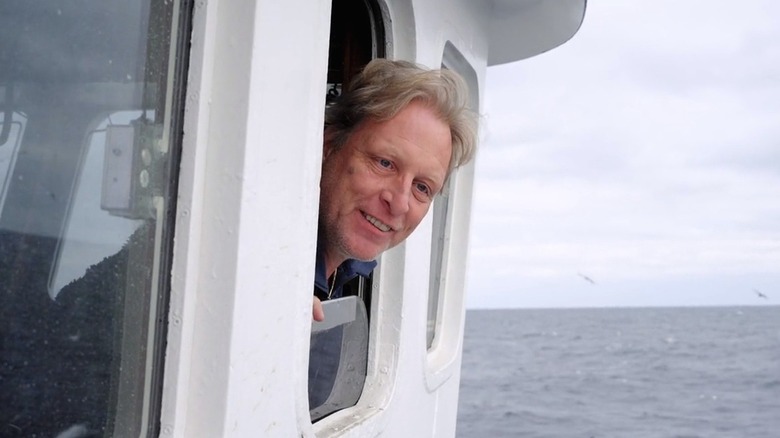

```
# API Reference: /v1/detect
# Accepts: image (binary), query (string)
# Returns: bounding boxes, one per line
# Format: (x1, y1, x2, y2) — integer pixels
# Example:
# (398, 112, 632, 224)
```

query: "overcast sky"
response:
(466, 0, 780, 309)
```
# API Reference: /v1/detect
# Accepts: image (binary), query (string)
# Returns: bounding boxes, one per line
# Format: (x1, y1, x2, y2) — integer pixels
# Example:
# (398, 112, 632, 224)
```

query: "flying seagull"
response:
(578, 273, 596, 285)
(754, 289, 768, 300)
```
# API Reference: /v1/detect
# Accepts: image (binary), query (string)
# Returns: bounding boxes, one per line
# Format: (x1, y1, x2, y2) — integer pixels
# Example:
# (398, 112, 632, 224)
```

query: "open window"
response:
(308, 0, 386, 423)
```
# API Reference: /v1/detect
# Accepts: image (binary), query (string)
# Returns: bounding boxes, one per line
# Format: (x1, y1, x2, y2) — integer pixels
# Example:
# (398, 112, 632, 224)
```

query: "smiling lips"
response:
(363, 212, 393, 232)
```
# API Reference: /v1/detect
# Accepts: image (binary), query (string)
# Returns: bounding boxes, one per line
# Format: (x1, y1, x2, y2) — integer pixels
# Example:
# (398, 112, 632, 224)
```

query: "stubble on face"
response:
(318, 102, 452, 276)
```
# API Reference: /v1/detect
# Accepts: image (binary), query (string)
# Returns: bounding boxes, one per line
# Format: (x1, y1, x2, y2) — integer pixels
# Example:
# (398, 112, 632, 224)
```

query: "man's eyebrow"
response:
(414, 164, 446, 190)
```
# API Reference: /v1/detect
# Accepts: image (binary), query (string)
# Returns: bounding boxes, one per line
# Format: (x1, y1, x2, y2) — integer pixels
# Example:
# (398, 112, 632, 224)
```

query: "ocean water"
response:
(456, 306, 780, 438)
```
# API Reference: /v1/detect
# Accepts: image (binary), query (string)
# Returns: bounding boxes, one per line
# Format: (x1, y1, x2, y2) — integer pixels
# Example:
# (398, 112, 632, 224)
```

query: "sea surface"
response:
(456, 306, 780, 438)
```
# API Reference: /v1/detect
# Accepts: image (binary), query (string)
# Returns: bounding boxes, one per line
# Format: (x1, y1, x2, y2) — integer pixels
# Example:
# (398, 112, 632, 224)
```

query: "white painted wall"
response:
(162, 0, 332, 436)
(160, 0, 583, 436)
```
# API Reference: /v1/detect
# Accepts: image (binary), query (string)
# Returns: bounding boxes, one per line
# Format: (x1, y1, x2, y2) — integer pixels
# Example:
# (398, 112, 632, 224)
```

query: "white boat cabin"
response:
(0, 0, 584, 436)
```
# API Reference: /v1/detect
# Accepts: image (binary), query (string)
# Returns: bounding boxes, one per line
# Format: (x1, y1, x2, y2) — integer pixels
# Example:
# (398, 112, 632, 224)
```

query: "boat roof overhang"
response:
(486, 0, 587, 66)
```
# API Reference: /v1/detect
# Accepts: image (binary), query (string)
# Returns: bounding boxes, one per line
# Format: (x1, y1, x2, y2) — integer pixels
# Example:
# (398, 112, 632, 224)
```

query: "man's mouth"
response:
(363, 213, 392, 232)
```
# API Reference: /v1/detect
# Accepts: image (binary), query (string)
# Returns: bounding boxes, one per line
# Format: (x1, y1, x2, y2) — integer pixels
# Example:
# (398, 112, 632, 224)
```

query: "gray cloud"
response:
(467, 0, 780, 308)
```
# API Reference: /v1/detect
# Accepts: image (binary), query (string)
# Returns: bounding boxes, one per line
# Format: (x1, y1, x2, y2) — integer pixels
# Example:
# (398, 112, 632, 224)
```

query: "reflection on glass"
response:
(49, 112, 149, 299)
(0, 111, 25, 214)
(0, 1, 186, 436)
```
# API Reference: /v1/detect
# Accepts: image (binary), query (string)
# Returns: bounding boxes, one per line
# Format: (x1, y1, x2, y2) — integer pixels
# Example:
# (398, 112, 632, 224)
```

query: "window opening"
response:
(325, 0, 386, 104)
(309, 0, 385, 423)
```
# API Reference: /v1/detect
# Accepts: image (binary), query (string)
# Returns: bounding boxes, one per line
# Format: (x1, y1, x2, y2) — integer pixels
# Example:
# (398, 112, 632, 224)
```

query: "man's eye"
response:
(378, 158, 392, 168)
(415, 182, 431, 196)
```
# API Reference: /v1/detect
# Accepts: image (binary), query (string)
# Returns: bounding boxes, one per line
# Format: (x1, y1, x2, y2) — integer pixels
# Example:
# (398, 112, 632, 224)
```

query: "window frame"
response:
(424, 41, 480, 390)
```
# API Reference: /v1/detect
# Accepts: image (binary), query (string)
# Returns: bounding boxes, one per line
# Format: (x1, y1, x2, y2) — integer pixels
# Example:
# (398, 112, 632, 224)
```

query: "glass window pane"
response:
(427, 180, 453, 349)
(49, 112, 149, 298)
(309, 296, 369, 422)
(0, 1, 188, 436)
(427, 47, 479, 351)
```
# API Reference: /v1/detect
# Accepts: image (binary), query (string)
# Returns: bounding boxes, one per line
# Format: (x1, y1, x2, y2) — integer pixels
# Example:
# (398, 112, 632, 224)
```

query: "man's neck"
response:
(323, 252, 345, 280)
(317, 233, 347, 279)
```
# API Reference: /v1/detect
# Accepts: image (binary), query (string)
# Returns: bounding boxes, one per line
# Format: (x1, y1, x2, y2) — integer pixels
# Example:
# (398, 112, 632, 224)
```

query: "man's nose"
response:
(381, 178, 411, 215)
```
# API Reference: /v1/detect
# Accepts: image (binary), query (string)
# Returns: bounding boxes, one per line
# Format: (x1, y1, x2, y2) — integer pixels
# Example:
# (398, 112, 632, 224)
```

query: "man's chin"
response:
(348, 250, 382, 263)
(343, 243, 388, 263)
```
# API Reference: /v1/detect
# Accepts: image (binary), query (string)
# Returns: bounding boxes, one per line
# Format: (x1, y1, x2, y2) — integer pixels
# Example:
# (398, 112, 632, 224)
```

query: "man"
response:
(313, 58, 477, 319)
(308, 59, 477, 415)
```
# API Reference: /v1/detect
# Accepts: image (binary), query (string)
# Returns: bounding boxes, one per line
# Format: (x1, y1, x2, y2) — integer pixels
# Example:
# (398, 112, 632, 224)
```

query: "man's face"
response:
(319, 101, 452, 268)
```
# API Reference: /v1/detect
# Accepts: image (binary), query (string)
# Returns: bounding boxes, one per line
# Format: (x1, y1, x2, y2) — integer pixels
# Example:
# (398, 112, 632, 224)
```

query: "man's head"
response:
(324, 59, 477, 179)
(319, 59, 477, 274)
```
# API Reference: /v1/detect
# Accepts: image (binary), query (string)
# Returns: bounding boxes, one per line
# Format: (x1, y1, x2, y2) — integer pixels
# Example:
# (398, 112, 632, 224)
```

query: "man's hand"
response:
(313, 296, 325, 322)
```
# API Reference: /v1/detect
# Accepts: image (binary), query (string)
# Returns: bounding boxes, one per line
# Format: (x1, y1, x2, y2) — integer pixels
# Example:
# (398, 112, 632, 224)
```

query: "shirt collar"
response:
(314, 247, 377, 296)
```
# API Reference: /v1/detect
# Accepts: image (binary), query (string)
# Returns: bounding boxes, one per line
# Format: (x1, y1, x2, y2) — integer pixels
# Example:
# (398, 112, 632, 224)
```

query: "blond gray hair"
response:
(324, 59, 478, 176)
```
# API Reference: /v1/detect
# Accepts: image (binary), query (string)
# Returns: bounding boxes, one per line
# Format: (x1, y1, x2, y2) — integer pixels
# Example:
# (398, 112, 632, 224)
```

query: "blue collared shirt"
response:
(314, 249, 376, 300)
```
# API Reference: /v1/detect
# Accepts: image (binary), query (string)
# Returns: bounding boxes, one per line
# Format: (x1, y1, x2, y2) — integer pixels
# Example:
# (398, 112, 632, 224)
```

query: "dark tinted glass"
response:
(0, 1, 189, 436)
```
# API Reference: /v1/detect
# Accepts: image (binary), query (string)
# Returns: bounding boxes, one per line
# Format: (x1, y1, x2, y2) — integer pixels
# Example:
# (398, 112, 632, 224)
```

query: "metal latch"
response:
(101, 119, 165, 219)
